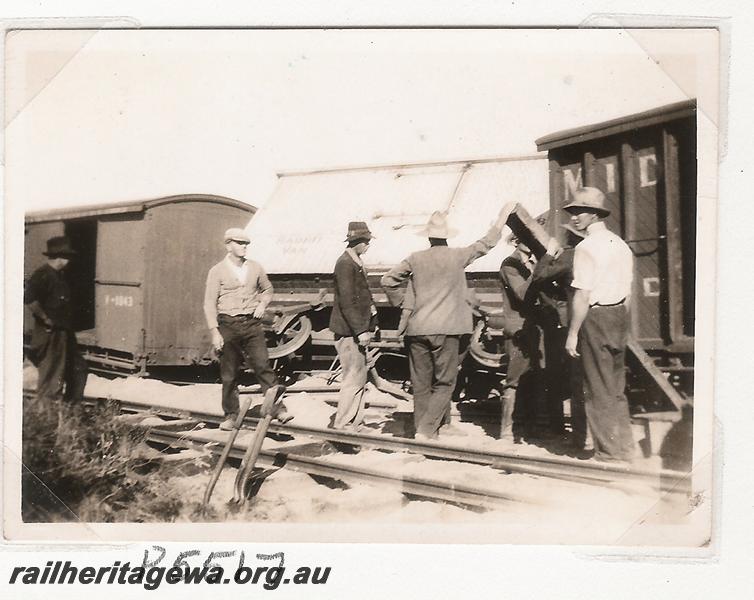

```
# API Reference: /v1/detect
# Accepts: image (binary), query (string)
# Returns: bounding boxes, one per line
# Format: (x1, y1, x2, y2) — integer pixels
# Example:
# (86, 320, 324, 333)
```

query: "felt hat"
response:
(224, 227, 251, 243)
(43, 236, 77, 257)
(562, 187, 610, 217)
(418, 211, 458, 239)
(344, 221, 374, 243)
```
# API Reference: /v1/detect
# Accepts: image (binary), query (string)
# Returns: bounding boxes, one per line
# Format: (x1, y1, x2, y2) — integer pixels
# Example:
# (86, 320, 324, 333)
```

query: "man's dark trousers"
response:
(503, 322, 545, 436)
(30, 327, 88, 403)
(218, 314, 277, 417)
(407, 334, 460, 437)
(541, 318, 567, 434)
(579, 304, 634, 461)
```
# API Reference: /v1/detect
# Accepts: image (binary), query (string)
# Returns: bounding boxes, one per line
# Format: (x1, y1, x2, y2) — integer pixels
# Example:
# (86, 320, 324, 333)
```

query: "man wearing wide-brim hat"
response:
(328, 221, 377, 430)
(381, 203, 516, 441)
(24, 236, 88, 404)
(563, 187, 635, 462)
(204, 227, 289, 430)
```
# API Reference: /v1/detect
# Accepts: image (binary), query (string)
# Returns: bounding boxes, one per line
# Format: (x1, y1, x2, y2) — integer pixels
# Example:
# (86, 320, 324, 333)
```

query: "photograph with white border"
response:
(3, 26, 718, 550)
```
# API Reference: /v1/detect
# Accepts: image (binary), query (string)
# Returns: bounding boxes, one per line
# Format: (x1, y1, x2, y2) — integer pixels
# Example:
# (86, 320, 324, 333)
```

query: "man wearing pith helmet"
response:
(563, 187, 635, 463)
(204, 227, 288, 430)
(381, 203, 515, 441)
(329, 221, 378, 431)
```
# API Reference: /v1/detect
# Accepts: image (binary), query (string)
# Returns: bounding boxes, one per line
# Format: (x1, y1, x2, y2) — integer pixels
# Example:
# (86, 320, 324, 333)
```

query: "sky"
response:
(4, 28, 717, 212)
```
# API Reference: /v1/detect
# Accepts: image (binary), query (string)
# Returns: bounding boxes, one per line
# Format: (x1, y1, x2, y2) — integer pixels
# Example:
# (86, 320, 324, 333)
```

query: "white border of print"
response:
(1, 1, 750, 598)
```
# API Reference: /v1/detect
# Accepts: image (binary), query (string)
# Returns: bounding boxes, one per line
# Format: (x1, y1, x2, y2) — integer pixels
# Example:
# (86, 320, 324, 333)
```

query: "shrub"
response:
(22, 395, 184, 522)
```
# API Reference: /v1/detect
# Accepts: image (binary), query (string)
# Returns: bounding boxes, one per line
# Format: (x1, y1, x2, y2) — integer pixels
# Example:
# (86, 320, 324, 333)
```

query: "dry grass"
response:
(22, 395, 183, 522)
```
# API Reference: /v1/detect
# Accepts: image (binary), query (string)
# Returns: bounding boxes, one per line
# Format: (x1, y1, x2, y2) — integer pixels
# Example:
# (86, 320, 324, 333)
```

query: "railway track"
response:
(24, 385, 690, 502)
(148, 427, 533, 510)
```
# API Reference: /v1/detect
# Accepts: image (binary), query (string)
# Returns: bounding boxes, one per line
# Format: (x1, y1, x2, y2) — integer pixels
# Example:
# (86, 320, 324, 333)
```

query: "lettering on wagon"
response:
(104, 294, 134, 308)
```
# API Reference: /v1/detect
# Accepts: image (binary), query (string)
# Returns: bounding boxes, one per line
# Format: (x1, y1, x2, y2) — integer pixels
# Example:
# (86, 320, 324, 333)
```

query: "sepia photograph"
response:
(3, 26, 718, 547)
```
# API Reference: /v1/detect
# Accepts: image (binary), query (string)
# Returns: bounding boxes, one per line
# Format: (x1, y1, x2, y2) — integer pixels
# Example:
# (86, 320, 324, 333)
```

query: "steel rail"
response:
(148, 427, 527, 510)
(25, 389, 689, 494)
(96, 396, 688, 494)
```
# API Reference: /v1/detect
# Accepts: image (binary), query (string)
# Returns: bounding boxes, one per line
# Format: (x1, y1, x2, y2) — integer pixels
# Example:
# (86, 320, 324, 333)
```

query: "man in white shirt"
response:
(564, 188, 635, 462)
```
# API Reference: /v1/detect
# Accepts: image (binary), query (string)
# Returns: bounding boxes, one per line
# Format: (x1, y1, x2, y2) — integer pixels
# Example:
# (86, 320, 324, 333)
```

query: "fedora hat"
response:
(224, 227, 250, 244)
(43, 236, 77, 257)
(344, 221, 374, 243)
(562, 187, 610, 217)
(418, 211, 458, 239)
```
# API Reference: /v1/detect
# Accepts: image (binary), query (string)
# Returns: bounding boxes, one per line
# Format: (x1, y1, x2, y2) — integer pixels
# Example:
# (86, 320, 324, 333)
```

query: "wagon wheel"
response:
(369, 350, 413, 400)
(266, 314, 312, 360)
(372, 351, 411, 387)
(469, 319, 508, 370)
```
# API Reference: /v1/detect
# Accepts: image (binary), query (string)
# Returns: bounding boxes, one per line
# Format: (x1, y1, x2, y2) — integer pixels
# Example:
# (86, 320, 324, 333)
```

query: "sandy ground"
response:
(23, 366, 701, 545)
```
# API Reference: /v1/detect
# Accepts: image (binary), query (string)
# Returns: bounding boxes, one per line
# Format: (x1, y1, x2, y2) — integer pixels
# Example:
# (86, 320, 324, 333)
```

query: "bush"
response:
(22, 395, 184, 522)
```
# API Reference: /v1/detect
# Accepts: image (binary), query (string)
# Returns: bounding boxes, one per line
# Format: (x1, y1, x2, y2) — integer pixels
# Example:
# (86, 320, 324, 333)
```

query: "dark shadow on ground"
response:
(379, 411, 415, 439)
(659, 404, 694, 472)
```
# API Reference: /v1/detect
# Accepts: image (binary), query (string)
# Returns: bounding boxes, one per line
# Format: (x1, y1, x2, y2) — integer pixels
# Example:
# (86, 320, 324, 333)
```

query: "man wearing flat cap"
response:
(204, 228, 288, 430)
(24, 236, 88, 404)
(329, 222, 377, 430)
(381, 204, 515, 441)
(564, 187, 635, 462)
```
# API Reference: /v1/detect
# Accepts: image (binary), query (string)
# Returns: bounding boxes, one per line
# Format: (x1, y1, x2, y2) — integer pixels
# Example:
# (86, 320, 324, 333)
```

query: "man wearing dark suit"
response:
(499, 237, 544, 441)
(329, 222, 377, 430)
(24, 236, 88, 404)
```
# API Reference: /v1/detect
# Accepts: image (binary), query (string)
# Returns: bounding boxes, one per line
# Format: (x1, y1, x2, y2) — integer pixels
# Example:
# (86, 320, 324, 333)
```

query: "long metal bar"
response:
(202, 396, 252, 510)
(276, 153, 544, 178)
(107, 396, 687, 492)
(148, 428, 526, 510)
(30, 389, 688, 493)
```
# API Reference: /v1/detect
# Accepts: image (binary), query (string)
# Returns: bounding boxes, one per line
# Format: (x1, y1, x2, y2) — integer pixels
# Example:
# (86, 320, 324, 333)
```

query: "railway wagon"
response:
(24, 194, 256, 374)
(536, 100, 697, 409)
(244, 156, 550, 373)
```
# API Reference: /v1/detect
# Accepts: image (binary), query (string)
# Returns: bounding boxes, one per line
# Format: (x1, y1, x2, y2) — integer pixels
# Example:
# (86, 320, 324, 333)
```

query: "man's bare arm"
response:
(565, 288, 590, 358)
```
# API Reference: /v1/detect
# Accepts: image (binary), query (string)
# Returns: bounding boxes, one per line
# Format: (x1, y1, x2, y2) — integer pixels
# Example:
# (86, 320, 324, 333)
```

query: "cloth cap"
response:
(43, 236, 77, 257)
(418, 211, 458, 239)
(224, 227, 250, 243)
(344, 221, 374, 242)
(562, 187, 610, 217)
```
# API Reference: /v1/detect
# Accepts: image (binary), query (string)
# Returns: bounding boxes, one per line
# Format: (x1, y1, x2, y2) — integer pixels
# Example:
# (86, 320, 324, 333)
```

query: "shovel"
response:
(230, 384, 287, 506)
(201, 395, 252, 512)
